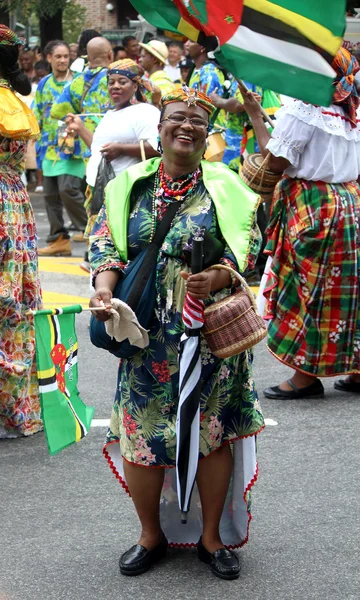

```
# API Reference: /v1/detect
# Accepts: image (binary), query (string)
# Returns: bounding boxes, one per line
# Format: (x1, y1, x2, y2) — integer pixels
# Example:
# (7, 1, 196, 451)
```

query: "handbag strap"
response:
(126, 200, 180, 310)
(204, 264, 260, 314)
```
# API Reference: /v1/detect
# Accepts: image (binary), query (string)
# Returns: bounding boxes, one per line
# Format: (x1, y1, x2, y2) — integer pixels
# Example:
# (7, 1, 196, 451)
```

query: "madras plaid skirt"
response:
(264, 176, 360, 376)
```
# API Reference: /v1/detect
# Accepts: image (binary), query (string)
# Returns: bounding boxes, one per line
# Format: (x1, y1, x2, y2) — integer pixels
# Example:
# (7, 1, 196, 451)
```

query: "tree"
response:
(0, 0, 67, 47)
(62, 1, 87, 44)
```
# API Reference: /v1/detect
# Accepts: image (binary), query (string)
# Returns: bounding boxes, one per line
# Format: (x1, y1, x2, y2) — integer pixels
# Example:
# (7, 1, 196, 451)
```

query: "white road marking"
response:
(264, 418, 278, 426)
(92, 418, 278, 427)
(92, 419, 110, 427)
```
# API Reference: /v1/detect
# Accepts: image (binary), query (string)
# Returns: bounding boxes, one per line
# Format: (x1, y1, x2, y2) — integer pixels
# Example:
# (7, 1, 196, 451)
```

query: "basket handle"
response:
(205, 264, 260, 314)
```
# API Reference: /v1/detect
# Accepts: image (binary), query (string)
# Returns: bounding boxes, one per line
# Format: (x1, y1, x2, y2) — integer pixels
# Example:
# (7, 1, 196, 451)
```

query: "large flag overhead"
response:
(34, 305, 94, 456)
(130, 0, 346, 106)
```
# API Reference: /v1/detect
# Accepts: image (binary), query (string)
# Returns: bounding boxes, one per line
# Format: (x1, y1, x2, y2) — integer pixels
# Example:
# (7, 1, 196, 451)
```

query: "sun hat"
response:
(138, 40, 168, 64)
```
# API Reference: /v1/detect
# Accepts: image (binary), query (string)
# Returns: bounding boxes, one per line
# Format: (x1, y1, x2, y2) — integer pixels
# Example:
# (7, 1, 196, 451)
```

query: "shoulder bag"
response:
(90, 200, 179, 359)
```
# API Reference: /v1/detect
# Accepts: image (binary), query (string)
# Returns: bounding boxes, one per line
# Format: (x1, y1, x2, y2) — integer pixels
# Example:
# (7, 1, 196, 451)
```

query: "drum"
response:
(239, 152, 282, 201)
(204, 130, 226, 162)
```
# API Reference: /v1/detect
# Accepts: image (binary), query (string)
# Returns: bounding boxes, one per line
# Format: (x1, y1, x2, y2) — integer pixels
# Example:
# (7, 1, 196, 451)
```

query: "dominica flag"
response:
(240, 88, 281, 156)
(34, 305, 94, 456)
(130, 0, 346, 106)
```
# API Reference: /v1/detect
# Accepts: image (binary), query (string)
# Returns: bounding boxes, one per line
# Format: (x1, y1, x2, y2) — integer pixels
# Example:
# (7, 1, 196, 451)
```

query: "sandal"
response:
(263, 378, 324, 400)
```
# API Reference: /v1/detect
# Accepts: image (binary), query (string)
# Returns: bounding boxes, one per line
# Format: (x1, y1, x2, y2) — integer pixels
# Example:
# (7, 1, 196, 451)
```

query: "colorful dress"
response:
(189, 62, 226, 129)
(264, 100, 360, 376)
(0, 81, 42, 437)
(89, 162, 264, 547)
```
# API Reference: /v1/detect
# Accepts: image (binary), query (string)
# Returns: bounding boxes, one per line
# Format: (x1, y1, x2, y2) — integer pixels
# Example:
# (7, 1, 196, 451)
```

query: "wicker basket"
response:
(202, 265, 267, 358)
(239, 152, 282, 202)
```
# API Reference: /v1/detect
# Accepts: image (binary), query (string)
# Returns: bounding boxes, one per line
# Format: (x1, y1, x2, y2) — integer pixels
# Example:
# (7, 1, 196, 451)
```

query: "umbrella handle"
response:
(191, 236, 204, 274)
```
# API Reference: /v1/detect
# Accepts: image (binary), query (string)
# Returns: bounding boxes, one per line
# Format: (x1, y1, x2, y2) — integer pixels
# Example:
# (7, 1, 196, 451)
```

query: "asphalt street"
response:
(0, 193, 359, 600)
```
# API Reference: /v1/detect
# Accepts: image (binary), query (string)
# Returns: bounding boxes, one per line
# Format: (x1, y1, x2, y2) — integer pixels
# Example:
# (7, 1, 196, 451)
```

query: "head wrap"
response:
(161, 85, 216, 118)
(332, 47, 360, 128)
(0, 25, 23, 47)
(107, 58, 153, 102)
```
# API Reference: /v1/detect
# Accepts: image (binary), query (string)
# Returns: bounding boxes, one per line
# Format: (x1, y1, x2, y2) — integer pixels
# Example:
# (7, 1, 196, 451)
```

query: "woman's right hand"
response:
(65, 113, 83, 135)
(89, 287, 113, 322)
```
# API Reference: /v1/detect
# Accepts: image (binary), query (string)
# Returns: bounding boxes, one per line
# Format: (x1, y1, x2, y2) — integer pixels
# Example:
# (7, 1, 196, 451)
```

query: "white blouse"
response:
(266, 100, 360, 183)
(86, 103, 160, 186)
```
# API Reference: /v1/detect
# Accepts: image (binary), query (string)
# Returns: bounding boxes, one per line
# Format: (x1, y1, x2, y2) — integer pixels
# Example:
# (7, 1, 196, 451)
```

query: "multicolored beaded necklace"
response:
(149, 161, 202, 242)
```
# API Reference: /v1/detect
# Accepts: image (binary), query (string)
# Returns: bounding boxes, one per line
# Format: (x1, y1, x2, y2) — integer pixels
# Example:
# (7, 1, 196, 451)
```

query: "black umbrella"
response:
(176, 236, 204, 524)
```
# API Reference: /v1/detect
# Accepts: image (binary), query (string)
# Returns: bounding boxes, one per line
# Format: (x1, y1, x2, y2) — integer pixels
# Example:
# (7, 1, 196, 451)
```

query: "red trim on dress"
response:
(102, 425, 265, 550)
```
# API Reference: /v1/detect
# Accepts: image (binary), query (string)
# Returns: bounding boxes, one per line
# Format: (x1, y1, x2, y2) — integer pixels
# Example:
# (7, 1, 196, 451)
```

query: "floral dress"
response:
(0, 133, 42, 436)
(90, 175, 264, 467)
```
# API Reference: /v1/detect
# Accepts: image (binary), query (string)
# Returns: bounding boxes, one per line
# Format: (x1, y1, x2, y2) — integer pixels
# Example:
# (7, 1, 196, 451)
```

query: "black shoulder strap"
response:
(151, 201, 179, 247)
(126, 201, 180, 311)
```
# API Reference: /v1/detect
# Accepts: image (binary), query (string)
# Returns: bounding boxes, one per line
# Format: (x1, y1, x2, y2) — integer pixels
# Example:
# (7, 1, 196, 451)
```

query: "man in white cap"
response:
(139, 39, 175, 103)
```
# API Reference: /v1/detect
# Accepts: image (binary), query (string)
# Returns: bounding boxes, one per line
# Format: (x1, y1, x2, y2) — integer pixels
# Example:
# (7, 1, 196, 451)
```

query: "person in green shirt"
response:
(32, 40, 87, 257)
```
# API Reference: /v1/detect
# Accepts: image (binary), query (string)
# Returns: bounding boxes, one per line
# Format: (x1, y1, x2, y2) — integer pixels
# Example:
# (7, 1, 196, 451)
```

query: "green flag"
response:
(130, 0, 346, 106)
(34, 304, 95, 455)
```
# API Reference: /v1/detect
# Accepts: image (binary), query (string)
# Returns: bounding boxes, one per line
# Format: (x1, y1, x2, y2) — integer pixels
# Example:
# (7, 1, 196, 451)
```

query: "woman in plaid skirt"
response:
(243, 47, 360, 399)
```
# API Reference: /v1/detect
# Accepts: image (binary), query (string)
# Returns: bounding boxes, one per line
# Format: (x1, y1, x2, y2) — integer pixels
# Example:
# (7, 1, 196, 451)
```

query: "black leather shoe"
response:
(334, 378, 360, 393)
(197, 537, 240, 580)
(119, 535, 168, 576)
(263, 378, 324, 400)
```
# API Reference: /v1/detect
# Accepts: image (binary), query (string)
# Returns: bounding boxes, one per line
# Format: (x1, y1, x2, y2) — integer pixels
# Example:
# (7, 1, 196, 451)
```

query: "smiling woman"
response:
(65, 58, 160, 237)
(88, 87, 264, 580)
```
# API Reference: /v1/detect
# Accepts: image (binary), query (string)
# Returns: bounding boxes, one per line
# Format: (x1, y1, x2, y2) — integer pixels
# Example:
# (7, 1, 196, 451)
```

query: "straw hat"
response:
(138, 40, 168, 64)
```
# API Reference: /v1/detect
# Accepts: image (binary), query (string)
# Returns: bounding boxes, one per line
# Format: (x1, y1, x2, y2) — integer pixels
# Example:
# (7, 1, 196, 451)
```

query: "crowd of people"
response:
(1, 21, 360, 581)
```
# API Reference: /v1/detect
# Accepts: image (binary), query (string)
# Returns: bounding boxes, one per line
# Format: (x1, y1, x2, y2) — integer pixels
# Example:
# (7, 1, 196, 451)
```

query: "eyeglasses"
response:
(162, 114, 209, 130)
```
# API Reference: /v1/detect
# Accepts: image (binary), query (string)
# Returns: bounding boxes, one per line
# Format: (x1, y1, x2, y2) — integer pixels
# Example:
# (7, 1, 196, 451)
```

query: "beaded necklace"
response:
(149, 162, 202, 242)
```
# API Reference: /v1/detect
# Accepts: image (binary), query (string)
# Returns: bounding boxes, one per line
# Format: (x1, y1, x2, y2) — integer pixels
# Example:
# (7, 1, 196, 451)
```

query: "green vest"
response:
(105, 158, 259, 272)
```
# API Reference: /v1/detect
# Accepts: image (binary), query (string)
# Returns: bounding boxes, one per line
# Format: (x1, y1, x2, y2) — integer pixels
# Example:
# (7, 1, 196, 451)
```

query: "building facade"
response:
(78, 0, 138, 39)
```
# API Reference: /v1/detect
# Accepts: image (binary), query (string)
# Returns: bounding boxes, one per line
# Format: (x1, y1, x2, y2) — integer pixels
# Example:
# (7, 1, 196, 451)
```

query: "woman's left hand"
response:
(180, 271, 213, 300)
(100, 143, 122, 161)
(242, 90, 263, 119)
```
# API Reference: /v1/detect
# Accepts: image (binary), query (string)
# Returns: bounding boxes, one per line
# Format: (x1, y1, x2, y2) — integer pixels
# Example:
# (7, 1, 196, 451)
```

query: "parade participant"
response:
(32, 40, 88, 257)
(209, 82, 263, 171)
(113, 45, 126, 61)
(179, 57, 194, 84)
(33, 60, 50, 86)
(19, 46, 35, 81)
(164, 41, 183, 82)
(242, 47, 360, 399)
(51, 36, 113, 247)
(89, 88, 264, 579)
(66, 58, 159, 241)
(0, 26, 42, 439)
(69, 43, 78, 63)
(71, 29, 101, 74)
(185, 40, 227, 129)
(122, 35, 140, 62)
(139, 40, 175, 101)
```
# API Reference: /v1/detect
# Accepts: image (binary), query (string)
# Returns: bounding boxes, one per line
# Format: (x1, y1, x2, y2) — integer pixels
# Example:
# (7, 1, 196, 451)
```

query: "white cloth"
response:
(86, 103, 160, 186)
(266, 100, 360, 183)
(164, 61, 181, 82)
(105, 298, 149, 349)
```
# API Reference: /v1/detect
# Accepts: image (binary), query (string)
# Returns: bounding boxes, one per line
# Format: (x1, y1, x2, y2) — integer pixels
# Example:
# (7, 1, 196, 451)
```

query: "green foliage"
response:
(62, 0, 87, 44)
(0, 0, 67, 18)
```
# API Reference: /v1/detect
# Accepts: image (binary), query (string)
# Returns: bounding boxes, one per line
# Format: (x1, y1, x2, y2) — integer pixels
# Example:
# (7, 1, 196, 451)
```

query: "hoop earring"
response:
(157, 135, 163, 154)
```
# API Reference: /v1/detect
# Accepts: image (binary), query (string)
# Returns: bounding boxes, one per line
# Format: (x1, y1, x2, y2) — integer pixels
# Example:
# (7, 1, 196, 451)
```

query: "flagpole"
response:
(26, 306, 112, 315)
(237, 79, 275, 128)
